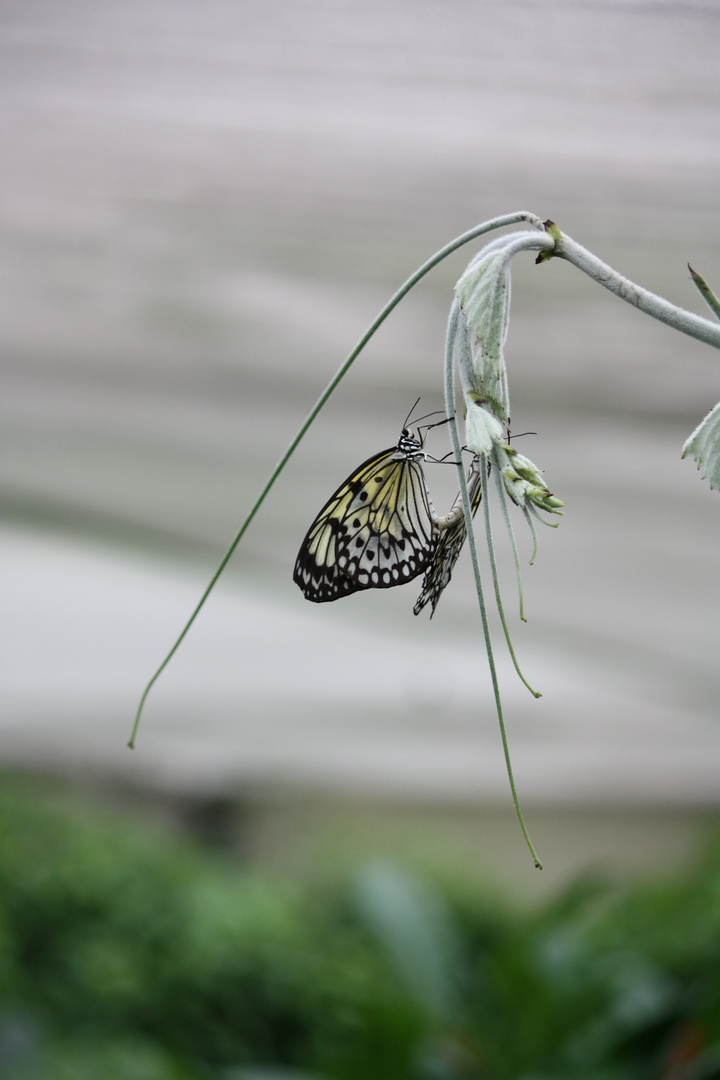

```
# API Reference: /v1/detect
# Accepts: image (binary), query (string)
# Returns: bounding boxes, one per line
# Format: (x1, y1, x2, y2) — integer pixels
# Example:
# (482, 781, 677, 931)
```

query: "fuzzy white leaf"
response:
(682, 401, 720, 492)
(455, 248, 511, 424)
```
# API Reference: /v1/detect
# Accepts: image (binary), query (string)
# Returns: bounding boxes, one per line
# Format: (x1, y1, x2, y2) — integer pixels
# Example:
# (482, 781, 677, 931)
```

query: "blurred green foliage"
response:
(0, 774, 718, 1079)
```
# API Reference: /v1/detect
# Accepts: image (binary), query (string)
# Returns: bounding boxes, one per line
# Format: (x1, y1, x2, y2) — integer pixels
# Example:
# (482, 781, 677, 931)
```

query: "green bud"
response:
(498, 448, 563, 515)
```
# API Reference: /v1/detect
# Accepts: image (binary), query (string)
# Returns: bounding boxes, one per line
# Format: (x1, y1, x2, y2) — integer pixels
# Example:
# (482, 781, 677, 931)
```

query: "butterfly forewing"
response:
(294, 429, 436, 603)
(292, 451, 392, 602)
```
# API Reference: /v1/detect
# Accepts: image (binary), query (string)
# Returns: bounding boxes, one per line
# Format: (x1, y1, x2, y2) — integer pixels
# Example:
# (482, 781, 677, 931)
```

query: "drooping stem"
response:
(522, 507, 539, 565)
(444, 303, 542, 869)
(480, 453, 540, 696)
(129, 212, 546, 747)
(527, 503, 560, 529)
(491, 452, 527, 620)
(555, 233, 720, 350)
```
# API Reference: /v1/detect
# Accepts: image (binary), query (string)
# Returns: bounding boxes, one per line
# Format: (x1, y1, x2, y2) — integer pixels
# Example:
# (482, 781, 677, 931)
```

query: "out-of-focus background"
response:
(3, 1, 720, 1075)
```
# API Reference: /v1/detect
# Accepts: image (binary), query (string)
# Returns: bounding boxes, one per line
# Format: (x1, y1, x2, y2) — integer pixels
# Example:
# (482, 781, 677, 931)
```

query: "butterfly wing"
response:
(413, 460, 483, 618)
(292, 446, 394, 603)
(294, 432, 436, 603)
(335, 451, 436, 589)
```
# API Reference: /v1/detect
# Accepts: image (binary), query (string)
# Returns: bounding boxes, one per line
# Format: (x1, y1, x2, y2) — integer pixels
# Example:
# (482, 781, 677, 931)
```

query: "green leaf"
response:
(353, 864, 465, 1024)
(682, 401, 720, 492)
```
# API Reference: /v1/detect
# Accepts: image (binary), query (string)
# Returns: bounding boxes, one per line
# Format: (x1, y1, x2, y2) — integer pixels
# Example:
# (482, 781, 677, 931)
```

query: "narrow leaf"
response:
(688, 264, 720, 321)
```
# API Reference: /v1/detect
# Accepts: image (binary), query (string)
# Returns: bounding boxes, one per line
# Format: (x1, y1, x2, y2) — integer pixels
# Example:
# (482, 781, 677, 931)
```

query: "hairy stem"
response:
(555, 233, 720, 350)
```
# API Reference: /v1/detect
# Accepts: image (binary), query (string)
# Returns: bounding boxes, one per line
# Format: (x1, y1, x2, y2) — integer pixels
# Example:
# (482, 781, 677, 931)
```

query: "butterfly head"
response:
(395, 427, 425, 461)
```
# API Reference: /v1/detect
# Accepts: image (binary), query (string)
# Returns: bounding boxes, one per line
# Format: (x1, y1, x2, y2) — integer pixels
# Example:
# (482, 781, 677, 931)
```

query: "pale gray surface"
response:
(3, 0, 720, 812)
(4, 524, 720, 809)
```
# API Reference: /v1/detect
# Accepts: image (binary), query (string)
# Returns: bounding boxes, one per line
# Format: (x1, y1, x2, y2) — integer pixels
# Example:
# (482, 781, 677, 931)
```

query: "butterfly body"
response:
(294, 428, 437, 603)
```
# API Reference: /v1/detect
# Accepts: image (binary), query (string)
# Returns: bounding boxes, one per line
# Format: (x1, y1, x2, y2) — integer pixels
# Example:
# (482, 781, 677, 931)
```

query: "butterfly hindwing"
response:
(413, 458, 483, 618)
(294, 429, 436, 603)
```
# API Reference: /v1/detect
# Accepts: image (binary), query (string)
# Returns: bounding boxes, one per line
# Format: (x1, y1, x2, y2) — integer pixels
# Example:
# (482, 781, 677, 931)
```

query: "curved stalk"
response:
(555, 233, 720, 350)
(480, 454, 540, 696)
(522, 507, 540, 565)
(491, 451, 527, 621)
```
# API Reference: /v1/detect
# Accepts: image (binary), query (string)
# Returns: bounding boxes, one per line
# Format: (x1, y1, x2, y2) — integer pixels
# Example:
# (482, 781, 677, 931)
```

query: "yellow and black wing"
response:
(413, 458, 483, 618)
(294, 430, 436, 603)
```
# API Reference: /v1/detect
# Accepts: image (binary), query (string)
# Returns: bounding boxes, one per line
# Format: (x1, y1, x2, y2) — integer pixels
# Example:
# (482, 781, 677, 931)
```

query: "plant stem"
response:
(491, 450, 527, 622)
(444, 303, 542, 869)
(555, 233, 720, 350)
(480, 454, 540, 696)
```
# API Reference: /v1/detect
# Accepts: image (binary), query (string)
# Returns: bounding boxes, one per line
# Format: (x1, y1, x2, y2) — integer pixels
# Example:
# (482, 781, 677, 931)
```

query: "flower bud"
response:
(499, 448, 563, 514)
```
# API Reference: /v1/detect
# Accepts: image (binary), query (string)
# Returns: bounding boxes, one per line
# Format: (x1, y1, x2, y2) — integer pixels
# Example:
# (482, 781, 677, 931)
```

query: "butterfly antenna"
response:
(403, 396, 423, 430)
(417, 413, 452, 449)
(414, 408, 446, 427)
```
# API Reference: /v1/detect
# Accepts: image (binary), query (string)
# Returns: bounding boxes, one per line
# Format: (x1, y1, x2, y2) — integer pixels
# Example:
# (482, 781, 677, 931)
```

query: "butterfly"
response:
(294, 425, 437, 603)
(413, 456, 483, 618)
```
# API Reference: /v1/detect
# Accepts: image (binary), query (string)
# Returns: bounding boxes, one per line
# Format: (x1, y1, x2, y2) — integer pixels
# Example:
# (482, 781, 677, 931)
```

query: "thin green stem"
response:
(479, 457, 539, 699)
(527, 503, 560, 529)
(129, 211, 545, 747)
(522, 507, 539, 565)
(491, 452, 527, 621)
(444, 304, 542, 869)
(480, 454, 540, 696)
